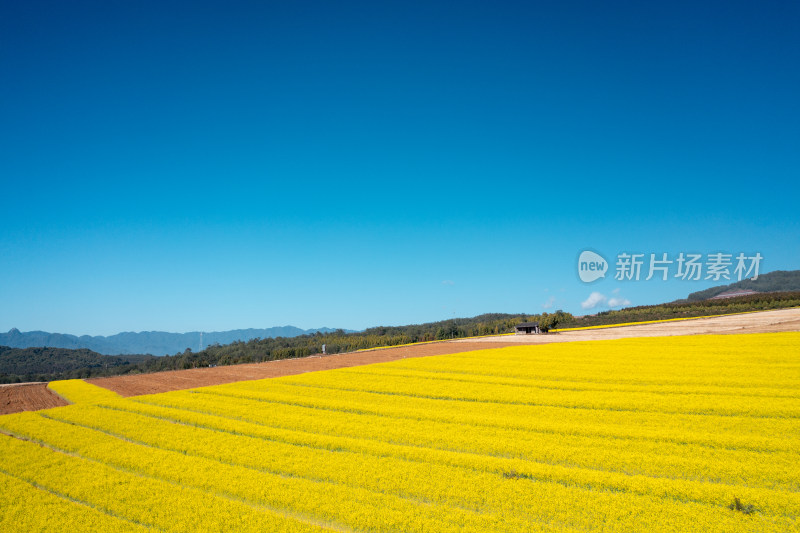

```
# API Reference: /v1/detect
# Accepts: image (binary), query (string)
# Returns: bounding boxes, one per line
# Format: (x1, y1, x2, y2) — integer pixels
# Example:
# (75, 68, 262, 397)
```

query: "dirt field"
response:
(0, 383, 68, 415)
(3, 308, 798, 411)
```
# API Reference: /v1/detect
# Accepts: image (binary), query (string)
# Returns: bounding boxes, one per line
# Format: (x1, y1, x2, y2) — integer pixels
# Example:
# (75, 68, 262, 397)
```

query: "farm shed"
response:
(515, 322, 540, 335)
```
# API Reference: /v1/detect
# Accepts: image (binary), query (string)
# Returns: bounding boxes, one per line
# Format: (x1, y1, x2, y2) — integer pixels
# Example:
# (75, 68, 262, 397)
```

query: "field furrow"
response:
(267, 372, 800, 417)
(187, 385, 800, 451)
(68, 397, 800, 517)
(121, 390, 799, 492)
(0, 470, 156, 532)
(0, 411, 571, 532)
(0, 432, 333, 532)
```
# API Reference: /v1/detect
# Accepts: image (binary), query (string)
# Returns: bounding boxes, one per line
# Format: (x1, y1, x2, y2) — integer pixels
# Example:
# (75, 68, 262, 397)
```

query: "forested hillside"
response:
(686, 270, 800, 301)
(0, 326, 348, 356)
(0, 347, 153, 384)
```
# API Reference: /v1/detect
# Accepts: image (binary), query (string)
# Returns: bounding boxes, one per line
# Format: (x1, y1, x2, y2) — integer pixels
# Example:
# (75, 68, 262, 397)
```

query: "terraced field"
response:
(1, 333, 798, 532)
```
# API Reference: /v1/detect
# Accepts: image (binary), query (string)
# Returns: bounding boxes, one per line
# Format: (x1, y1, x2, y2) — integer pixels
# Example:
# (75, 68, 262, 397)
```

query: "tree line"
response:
(0, 347, 154, 384)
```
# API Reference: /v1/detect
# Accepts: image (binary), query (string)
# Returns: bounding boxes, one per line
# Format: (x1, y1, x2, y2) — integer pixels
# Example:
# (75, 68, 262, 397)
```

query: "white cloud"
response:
(612, 287, 621, 294)
(441, 280, 455, 286)
(581, 291, 631, 310)
(542, 296, 556, 309)
(608, 297, 631, 308)
(581, 292, 607, 310)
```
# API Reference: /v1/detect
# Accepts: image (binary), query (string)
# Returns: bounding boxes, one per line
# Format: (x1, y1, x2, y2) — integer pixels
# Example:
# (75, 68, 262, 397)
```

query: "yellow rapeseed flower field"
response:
(1, 333, 798, 532)
(48, 379, 122, 404)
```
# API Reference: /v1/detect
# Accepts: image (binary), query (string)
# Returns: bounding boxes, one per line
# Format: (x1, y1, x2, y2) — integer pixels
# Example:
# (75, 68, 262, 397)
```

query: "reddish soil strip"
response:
(0, 383, 69, 415)
(88, 341, 520, 397)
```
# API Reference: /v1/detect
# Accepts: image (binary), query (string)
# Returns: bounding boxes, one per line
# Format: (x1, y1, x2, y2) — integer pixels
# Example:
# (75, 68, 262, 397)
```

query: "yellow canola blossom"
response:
(1, 332, 798, 532)
(0, 430, 333, 533)
(123, 387, 799, 493)
(47, 379, 121, 404)
(0, 471, 154, 533)
(0, 410, 573, 533)
(83, 395, 800, 514)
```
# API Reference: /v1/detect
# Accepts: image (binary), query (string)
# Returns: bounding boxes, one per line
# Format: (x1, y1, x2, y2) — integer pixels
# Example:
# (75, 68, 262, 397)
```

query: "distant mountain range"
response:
(686, 269, 800, 301)
(0, 326, 353, 356)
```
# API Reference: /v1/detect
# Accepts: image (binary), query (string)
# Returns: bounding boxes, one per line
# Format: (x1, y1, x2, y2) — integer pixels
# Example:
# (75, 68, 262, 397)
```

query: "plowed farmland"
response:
(0, 383, 68, 415)
(1, 332, 799, 532)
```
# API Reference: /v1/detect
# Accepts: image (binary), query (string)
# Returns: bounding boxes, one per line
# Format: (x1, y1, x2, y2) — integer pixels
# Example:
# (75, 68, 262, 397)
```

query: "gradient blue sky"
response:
(2, 0, 798, 335)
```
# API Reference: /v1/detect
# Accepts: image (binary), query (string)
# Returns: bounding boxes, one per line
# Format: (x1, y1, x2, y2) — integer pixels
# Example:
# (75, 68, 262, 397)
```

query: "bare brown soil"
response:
(0, 383, 68, 415)
(3, 308, 797, 413)
(88, 341, 520, 397)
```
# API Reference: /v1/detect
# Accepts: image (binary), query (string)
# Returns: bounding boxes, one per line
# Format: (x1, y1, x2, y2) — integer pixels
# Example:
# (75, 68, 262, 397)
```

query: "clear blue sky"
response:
(2, 1, 798, 335)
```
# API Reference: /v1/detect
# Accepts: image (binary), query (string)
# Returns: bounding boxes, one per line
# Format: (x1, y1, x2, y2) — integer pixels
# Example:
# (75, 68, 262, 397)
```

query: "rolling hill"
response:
(0, 326, 350, 356)
(686, 269, 800, 301)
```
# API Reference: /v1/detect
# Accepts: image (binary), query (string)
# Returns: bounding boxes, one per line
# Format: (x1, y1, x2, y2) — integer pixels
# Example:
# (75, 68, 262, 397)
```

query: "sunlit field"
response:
(1, 333, 798, 532)
(47, 379, 122, 404)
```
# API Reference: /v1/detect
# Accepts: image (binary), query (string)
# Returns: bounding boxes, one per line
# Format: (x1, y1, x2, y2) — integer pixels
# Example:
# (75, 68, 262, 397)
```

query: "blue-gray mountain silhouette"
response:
(0, 326, 351, 356)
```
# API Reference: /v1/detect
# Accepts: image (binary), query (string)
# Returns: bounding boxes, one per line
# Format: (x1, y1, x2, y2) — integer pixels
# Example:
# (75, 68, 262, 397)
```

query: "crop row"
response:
(123, 389, 799, 493)
(0, 410, 571, 532)
(48, 378, 122, 404)
(197, 380, 799, 448)
(0, 430, 330, 532)
(273, 364, 800, 418)
(0, 470, 152, 532)
(407, 334, 800, 388)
